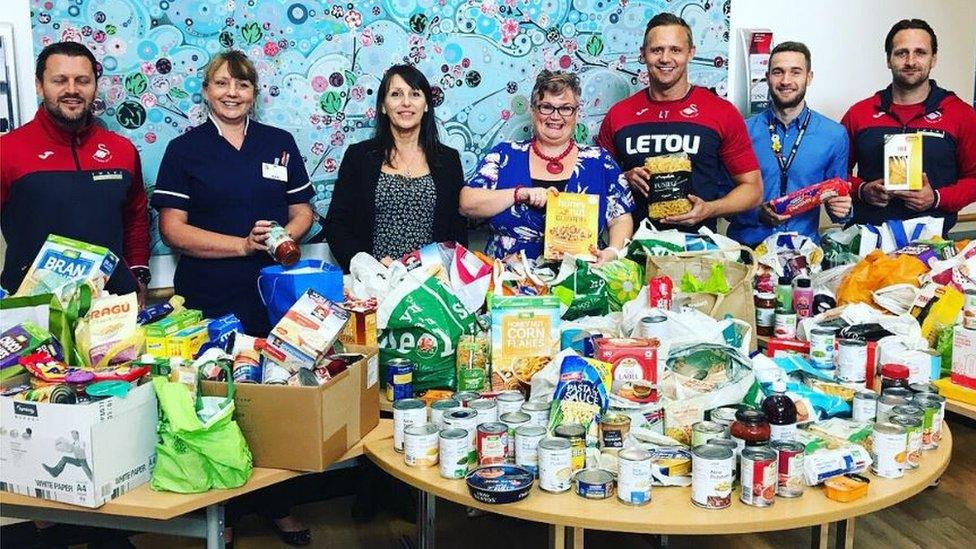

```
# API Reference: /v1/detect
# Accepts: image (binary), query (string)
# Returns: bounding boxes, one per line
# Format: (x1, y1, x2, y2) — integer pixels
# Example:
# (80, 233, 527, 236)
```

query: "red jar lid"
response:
(881, 363, 910, 380)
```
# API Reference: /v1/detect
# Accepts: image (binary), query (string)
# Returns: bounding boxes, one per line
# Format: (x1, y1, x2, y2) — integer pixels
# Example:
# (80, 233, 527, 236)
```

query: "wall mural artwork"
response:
(31, 0, 730, 255)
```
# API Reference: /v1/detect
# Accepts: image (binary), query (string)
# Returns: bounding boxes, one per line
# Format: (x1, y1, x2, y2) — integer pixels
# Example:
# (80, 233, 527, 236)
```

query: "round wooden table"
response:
(365, 424, 952, 549)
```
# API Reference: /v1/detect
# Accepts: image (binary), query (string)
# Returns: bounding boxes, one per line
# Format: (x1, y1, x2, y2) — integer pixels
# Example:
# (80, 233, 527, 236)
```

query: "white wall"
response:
(0, 0, 35, 126)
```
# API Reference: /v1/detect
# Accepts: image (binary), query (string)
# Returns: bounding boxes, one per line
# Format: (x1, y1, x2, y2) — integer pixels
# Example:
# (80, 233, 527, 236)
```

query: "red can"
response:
(648, 275, 673, 310)
(476, 422, 509, 466)
(771, 440, 805, 498)
(740, 447, 777, 507)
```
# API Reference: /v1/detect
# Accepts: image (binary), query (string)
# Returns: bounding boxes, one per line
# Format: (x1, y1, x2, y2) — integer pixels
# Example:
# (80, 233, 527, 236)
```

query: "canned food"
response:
(404, 423, 439, 467)
(554, 423, 587, 471)
(598, 413, 631, 452)
(774, 309, 797, 340)
(262, 363, 291, 384)
(430, 398, 461, 430)
(639, 314, 668, 340)
(740, 447, 777, 507)
(538, 437, 573, 493)
(500, 411, 531, 462)
(439, 428, 470, 479)
(709, 406, 738, 428)
(521, 400, 550, 428)
(496, 390, 526, 417)
(871, 421, 907, 478)
(691, 444, 734, 509)
(393, 398, 427, 453)
(909, 382, 939, 395)
(514, 425, 546, 476)
(890, 414, 922, 470)
(876, 392, 911, 423)
(469, 398, 499, 425)
(705, 438, 739, 480)
(386, 359, 414, 402)
(454, 391, 481, 407)
(232, 350, 262, 383)
(836, 339, 867, 385)
(808, 327, 838, 369)
(913, 392, 946, 449)
(692, 421, 727, 447)
(852, 391, 878, 423)
(476, 423, 509, 466)
(443, 408, 479, 463)
(617, 448, 652, 506)
(771, 440, 805, 498)
(574, 468, 615, 500)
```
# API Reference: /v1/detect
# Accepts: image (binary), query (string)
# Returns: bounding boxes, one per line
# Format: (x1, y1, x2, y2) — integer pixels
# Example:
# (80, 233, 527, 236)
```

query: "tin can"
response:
(692, 421, 727, 447)
(771, 440, 805, 498)
(430, 398, 460, 430)
(404, 423, 439, 467)
(648, 275, 673, 310)
(709, 406, 738, 429)
(476, 422, 508, 466)
(691, 443, 734, 509)
(574, 468, 615, 500)
(554, 423, 587, 471)
(538, 437, 573, 493)
(470, 398, 498, 425)
(877, 389, 912, 423)
(639, 314, 669, 340)
(808, 327, 838, 369)
(500, 411, 531, 462)
(393, 398, 427, 453)
(439, 428, 470, 479)
(521, 400, 550, 428)
(836, 339, 867, 385)
(891, 414, 922, 470)
(386, 359, 414, 402)
(617, 448, 652, 506)
(909, 382, 940, 395)
(871, 421, 907, 478)
(514, 425, 546, 476)
(598, 413, 631, 452)
(913, 392, 946, 449)
(496, 390, 526, 417)
(740, 447, 777, 507)
(454, 391, 481, 407)
(443, 408, 479, 463)
(964, 289, 976, 330)
(232, 350, 262, 383)
(774, 309, 797, 340)
(706, 438, 739, 480)
(852, 391, 878, 423)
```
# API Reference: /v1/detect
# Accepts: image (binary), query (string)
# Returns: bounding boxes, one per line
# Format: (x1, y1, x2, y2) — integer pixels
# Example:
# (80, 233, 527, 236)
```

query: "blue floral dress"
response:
(466, 140, 635, 259)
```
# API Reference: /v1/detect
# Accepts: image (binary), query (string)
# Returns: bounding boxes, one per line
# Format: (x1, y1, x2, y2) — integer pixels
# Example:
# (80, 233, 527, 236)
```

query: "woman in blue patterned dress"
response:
(460, 70, 635, 263)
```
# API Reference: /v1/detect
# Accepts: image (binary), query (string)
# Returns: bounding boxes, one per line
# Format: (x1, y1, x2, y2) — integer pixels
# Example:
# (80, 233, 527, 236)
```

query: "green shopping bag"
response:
(0, 285, 90, 366)
(150, 361, 253, 493)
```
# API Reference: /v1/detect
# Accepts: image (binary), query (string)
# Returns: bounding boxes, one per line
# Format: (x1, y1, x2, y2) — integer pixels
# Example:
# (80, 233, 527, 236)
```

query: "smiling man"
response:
(842, 19, 976, 233)
(0, 41, 150, 299)
(726, 41, 851, 247)
(598, 12, 761, 231)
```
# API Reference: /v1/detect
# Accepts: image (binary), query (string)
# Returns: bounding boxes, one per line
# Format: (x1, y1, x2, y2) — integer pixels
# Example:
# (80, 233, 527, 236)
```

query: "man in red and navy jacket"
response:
(1, 41, 150, 298)
(842, 19, 976, 233)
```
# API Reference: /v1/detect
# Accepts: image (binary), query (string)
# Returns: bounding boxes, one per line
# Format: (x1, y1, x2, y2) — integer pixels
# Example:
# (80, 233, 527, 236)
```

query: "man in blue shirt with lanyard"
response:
(727, 41, 852, 247)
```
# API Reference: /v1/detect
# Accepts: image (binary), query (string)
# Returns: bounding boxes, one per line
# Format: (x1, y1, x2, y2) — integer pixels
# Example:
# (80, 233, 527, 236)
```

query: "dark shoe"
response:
(269, 521, 312, 547)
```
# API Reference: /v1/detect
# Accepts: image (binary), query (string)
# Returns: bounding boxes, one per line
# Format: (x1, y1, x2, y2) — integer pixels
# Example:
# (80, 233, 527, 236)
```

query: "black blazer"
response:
(323, 138, 468, 271)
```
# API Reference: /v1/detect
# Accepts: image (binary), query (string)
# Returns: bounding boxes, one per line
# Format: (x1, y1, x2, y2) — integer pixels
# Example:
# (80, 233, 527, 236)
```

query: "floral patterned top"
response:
(466, 140, 635, 259)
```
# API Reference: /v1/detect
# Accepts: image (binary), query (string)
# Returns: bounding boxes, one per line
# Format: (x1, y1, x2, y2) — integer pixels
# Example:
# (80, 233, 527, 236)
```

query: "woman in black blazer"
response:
(324, 64, 468, 271)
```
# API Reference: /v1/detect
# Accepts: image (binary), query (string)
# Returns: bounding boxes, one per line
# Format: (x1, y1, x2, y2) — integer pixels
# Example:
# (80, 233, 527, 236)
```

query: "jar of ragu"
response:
(754, 293, 777, 337)
(730, 409, 770, 455)
(266, 221, 301, 266)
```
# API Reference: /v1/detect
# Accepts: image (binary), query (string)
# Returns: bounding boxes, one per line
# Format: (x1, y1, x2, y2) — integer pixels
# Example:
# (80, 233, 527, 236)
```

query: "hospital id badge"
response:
(262, 162, 288, 182)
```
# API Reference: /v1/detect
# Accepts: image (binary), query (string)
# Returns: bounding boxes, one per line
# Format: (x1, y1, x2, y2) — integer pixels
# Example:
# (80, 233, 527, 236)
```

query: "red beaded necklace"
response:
(531, 139, 575, 175)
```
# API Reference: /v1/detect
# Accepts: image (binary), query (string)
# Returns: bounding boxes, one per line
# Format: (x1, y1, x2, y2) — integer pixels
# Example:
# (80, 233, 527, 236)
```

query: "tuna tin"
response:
(538, 437, 573, 493)
(393, 398, 427, 453)
(500, 411, 531, 462)
(691, 443, 734, 509)
(852, 391, 878, 423)
(692, 420, 728, 447)
(554, 423, 587, 471)
(496, 390, 526, 417)
(617, 448, 652, 506)
(771, 440, 805, 498)
(871, 421, 907, 478)
(598, 413, 631, 452)
(476, 422, 509, 466)
(514, 425, 546, 476)
(439, 428, 470, 479)
(574, 468, 615, 500)
(521, 400, 550, 428)
(740, 446, 777, 507)
(890, 413, 923, 470)
(404, 423, 439, 467)
(913, 392, 946, 449)
(469, 398, 499, 425)
(430, 398, 461, 430)
(385, 358, 414, 402)
(876, 390, 911, 423)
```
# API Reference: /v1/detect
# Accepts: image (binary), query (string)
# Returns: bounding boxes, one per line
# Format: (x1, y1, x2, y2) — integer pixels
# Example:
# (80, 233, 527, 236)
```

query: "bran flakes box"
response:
(16, 235, 118, 297)
(544, 193, 599, 260)
(490, 296, 560, 393)
(592, 337, 659, 401)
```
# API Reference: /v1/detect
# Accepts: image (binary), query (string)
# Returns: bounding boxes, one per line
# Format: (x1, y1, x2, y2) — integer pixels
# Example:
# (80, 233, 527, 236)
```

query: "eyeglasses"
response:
(534, 103, 579, 117)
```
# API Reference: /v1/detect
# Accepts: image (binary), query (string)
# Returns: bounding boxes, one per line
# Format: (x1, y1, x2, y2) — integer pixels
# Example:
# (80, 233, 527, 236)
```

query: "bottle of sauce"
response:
(730, 409, 770, 455)
(775, 276, 793, 311)
(755, 292, 777, 337)
(762, 379, 798, 442)
(880, 363, 910, 392)
(266, 221, 301, 266)
(793, 278, 813, 318)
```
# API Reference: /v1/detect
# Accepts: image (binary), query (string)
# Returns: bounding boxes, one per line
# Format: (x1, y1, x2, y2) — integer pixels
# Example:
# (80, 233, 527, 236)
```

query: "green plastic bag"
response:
(679, 262, 731, 295)
(150, 361, 252, 493)
(593, 258, 643, 311)
(378, 272, 476, 393)
(0, 286, 90, 366)
(552, 259, 609, 321)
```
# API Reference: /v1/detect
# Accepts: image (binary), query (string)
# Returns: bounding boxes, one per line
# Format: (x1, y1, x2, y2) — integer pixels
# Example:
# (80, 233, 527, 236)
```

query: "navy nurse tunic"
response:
(151, 116, 314, 336)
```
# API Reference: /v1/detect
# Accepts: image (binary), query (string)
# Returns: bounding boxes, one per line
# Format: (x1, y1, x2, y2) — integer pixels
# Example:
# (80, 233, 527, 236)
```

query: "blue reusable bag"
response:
(257, 260, 344, 326)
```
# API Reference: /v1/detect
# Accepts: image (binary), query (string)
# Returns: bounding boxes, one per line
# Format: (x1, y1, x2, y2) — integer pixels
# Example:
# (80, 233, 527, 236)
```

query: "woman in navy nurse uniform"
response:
(151, 51, 313, 546)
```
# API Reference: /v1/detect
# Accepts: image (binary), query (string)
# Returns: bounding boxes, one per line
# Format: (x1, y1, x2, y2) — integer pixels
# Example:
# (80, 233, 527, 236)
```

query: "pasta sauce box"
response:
(544, 193, 599, 260)
(592, 337, 658, 401)
(262, 289, 350, 372)
(490, 296, 560, 393)
(16, 235, 118, 297)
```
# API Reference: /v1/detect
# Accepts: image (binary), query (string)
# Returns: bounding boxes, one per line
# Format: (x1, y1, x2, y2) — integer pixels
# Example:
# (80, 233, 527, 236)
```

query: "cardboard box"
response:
(202, 345, 379, 471)
(490, 296, 561, 393)
(593, 337, 659, 401)
(544, 193, 599, 260)
(0, 382, 157, 508)
(16, 235, 119, 297)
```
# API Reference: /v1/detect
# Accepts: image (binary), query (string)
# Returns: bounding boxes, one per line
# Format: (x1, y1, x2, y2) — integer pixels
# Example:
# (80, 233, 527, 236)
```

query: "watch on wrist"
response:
(131, 266, 151, 286)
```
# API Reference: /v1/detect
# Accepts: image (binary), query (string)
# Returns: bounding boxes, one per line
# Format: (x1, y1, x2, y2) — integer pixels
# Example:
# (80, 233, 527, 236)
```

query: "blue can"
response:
(386, 359, 414, 401)
(232, 351, 262, 384)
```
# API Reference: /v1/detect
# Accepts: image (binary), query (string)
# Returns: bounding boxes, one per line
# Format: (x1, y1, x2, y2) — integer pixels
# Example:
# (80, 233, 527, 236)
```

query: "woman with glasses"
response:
(460, 70, 634, 263)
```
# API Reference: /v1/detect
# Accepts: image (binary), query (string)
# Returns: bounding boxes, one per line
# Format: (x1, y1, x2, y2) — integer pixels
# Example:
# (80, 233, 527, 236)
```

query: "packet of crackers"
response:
(769, 178, 850, 217)
(645, 153, 693, 220)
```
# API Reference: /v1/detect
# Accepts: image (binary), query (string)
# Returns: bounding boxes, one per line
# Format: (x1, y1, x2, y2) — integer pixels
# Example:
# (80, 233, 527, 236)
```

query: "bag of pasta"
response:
(645, 153, 693, 220)
(548, 355, 612, 436)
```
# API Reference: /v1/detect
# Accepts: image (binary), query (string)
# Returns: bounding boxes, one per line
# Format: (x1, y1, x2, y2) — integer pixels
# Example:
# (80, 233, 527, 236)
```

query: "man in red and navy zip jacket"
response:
(1, 42, 150, 298)
(842, 19, 976, 234)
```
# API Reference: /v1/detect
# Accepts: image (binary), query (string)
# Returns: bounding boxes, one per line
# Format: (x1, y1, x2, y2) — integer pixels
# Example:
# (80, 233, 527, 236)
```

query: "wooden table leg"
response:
(416, 490, 436, 549)
(571, 527, 584, 549)
(835, 517, 855, 549)
(549, 524, 567, 549)
(810, 523, 829, 549)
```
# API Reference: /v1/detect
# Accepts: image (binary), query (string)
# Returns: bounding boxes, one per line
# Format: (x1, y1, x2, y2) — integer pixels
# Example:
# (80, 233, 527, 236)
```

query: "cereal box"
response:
(544, 193, 599, 260)
(490, 296, 560, 393)
(884, 133, 923, 191)
(262, 289, 349, 373)
(16, 235, 118, 298)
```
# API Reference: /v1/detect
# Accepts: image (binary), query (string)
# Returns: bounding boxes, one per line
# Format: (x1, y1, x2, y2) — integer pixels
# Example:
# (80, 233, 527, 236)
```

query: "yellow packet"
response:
(544, 192, 598, 260)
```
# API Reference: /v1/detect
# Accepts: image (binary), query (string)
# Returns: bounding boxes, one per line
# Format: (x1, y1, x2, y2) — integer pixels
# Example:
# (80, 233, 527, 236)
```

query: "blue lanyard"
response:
(768, 110, 813, 196)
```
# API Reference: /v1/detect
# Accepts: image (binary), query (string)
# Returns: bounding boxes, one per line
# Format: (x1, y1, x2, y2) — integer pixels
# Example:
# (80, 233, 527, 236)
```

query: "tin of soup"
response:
(574, 468, 615, 500)
(521, 400, 550, 428)
(496, 390, 526, 417)
(871, 421, 907, 478)
(740, 446, 777, 507)
(771, 440, 805, 498)
(514, 425, 546, 476)
(538, 437, 573, 493)
(476, 423, 509, 466)
(617, 448, 652, 506)
(439, 428, 470, 479)
(393, 398, 427, 453)
(500, 411, 531, 462)
(404, 423, 439, 467)
(890, 414, 922, 470)
(691, 443, 734, 509)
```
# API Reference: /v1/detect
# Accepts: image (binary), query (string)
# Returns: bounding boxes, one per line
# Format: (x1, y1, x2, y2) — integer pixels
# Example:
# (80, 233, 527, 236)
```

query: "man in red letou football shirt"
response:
(598, 13, 761, 232)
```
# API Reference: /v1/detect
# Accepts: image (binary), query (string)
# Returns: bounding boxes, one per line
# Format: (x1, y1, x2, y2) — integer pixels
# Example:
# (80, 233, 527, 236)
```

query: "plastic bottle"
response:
(792, 278, 814, 318)
(775, 276, 793, 311)
(762, 379, 798, 442)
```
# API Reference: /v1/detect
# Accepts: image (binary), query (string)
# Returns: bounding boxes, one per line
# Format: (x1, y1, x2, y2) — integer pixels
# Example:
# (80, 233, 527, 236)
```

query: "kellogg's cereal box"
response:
(490, 296, 560, 393)
(16, 235, 118, 298)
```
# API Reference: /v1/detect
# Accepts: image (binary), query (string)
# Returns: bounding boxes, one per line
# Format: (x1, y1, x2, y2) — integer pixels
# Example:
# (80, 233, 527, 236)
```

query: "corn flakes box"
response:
(884, 133, 923, 191)
(544, 193, 598, 260)
(490, 296, 560, 393)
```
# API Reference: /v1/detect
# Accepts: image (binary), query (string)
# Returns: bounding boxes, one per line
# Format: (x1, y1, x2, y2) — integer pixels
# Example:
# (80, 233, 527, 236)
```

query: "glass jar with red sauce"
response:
(730, 409, 770, 453)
